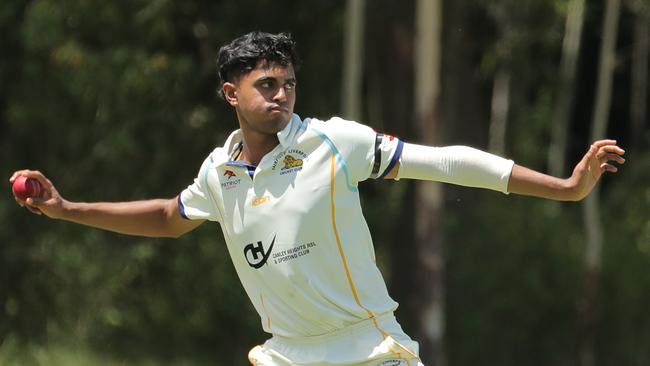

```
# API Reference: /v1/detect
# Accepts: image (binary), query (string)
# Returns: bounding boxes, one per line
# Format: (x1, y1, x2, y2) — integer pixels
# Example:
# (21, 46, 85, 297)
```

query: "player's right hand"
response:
(9, 170, 66, 218)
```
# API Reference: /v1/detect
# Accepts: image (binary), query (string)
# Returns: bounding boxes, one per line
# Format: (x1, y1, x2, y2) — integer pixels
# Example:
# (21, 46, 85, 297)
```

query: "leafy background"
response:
(1, 0, 648, 365)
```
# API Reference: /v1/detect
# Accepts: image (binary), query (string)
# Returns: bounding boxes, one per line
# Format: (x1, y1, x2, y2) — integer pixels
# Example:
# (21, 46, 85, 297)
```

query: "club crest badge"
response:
(271, 149, 307, 175)
(282, 155, 303, 170)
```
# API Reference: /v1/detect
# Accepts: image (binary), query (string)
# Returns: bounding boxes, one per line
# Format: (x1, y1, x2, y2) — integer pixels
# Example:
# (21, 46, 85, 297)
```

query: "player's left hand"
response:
(568, 139, 625, 200)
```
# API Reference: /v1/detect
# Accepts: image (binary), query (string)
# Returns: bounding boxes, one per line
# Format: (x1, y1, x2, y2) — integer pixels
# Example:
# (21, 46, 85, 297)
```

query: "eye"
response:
(285, 81, 297, 90)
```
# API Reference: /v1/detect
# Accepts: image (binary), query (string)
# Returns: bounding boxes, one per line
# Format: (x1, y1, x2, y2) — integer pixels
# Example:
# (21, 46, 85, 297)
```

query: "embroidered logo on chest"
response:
(220, 169, 241, 190)
(282, 155, 303, 169)
(252, 195, 271, 206)
(271, 149, 307, 175)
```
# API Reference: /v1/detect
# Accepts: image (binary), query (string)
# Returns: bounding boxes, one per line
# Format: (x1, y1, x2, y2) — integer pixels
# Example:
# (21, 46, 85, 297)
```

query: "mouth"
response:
(269, 105, 289, 113)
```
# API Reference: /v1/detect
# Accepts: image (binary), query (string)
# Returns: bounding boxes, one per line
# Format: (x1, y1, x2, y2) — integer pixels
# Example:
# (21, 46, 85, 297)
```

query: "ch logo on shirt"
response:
(244, 235, 276, 269)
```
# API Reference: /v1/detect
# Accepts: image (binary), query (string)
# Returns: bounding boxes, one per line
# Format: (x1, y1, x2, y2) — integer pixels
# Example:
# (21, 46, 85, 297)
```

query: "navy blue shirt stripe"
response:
(178, 195, 189, 220)
(377, 140, 404, 179)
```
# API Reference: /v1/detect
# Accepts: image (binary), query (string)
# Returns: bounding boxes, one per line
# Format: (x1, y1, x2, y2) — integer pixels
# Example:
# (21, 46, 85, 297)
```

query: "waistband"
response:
(261, 312, 420, 365)
(271, 312, 398, 344)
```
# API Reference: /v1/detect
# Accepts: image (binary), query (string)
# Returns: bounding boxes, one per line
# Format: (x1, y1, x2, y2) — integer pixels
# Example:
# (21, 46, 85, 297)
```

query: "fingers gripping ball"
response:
(12, 176, 41, 201)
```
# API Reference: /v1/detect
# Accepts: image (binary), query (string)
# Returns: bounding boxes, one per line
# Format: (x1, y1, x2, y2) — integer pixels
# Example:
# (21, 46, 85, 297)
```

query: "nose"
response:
(273, 86, 287, 102)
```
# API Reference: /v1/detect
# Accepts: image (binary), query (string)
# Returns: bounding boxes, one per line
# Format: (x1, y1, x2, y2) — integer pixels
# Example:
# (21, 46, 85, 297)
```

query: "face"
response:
(223, 61, 297, 136)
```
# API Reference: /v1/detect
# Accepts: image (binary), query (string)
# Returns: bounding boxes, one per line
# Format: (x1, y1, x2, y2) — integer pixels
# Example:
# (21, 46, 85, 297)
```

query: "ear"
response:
(222, 82, 238, 107)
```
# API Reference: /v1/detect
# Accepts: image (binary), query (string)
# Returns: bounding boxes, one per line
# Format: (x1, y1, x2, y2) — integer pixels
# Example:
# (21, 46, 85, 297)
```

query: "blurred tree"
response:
(599, 154, 650, 365)
(483, 0, 514, 155)
(549, 0, 586, 177)
(578, 1, 621, 366)
(1, 1, 344, 364)
(363, 0, 419, 358)
(479, 0, 566, 160)
(629, 0, 649, 152)
(341, 0, 366, 121)
(413, 0, 445, 364)
(482, 0, 551, 156)
(488, 66, 511, 155)
(1, 1, 648, 365)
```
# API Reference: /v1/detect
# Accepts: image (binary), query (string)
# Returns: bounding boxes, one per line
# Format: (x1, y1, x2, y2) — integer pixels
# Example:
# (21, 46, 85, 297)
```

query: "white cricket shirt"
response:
(179, 114, 403, 338)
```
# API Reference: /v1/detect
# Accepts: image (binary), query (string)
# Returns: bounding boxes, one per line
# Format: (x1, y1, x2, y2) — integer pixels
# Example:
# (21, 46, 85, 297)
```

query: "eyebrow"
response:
(255, 76, 297, 83)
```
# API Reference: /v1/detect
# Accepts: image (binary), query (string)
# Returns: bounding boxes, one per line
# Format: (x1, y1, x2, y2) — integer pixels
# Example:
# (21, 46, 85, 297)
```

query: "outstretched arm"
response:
(384, 139, 625, 201)
(507, 139, 625, 201)
(9, 170, 203, 238)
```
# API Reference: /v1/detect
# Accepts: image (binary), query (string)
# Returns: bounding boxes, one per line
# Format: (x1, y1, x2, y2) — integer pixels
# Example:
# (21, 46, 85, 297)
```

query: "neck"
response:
(234, 111, 291, 165)
(238, 132, 279, 166)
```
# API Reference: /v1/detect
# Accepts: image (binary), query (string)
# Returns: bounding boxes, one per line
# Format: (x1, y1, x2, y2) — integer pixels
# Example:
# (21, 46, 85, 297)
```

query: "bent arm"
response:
(507, 140, 625, 201)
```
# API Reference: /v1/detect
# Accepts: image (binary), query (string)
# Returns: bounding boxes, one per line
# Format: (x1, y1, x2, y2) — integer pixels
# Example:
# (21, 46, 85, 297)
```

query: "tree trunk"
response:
(414, 0, 445, 365)
(488, 67, 510, 155)
(341, 0, 366, 121)
(630, 10, 648, 152)
(548, 0, 586, 177)
(578, 1, 620, 365)
(365, 0, 416, 321)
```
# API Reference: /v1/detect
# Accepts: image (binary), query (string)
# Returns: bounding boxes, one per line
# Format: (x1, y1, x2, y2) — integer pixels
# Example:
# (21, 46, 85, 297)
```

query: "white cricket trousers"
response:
(248, 312, 424, 366)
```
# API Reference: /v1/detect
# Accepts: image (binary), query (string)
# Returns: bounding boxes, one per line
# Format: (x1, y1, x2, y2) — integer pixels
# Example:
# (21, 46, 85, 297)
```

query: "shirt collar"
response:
(277, 113, 302, 149)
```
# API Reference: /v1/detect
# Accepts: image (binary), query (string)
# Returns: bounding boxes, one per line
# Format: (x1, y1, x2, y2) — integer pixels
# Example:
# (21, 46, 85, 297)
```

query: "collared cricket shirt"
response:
(179, 114, 403, 338)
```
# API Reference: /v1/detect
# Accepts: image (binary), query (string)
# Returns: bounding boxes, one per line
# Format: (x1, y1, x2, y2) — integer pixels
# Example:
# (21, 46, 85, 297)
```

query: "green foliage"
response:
(441, 154, 650, 366)
(2, 0, 342, 364)
(1, 0, 647, 365)
(597, 156, 650, 365)
(445, 192, 583, 366)
(0, 336, 200, 366)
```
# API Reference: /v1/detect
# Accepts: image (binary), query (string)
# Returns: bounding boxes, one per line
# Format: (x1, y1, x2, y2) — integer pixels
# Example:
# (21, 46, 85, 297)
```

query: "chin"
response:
(268, 114, 291, 130)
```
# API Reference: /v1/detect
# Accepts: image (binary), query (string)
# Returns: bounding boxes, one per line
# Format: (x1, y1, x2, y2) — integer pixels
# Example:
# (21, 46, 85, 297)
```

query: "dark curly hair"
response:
(216, 31, 301, 99)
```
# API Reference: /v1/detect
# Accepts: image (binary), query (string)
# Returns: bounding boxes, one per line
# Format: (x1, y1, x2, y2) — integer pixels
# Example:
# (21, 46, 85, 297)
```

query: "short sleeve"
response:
(320, 118, 404, 182)
(178, 155, 221, 222)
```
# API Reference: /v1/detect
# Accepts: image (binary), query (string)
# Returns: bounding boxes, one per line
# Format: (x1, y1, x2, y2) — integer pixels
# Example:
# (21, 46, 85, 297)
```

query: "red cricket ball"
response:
(12, 176, 41, 201)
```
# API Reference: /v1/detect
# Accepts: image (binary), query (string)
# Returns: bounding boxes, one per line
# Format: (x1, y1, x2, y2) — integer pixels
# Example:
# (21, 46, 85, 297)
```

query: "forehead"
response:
(245, 61, 295, 81)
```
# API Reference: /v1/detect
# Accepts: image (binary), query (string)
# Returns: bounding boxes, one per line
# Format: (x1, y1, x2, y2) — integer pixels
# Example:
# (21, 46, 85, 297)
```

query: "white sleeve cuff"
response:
(395, 143, 514, 194)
